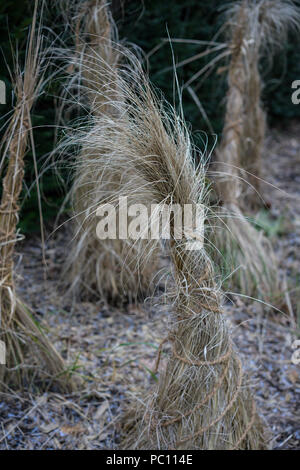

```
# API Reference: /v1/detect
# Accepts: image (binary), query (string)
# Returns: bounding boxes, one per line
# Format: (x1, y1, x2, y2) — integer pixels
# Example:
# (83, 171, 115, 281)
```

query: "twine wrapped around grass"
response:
(216, 0, 300, 209)
(64, 29, 267, 446)
(63, 0, 159, 303)
(215, 1, 264, 210)
(0, 2, 74, 391)
(212, 0, 300, 305)
(120, 67, 266, 449)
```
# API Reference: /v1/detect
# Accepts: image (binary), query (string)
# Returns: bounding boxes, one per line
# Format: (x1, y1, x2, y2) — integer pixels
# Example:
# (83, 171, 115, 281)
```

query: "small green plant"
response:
(253, 209, 286, 238)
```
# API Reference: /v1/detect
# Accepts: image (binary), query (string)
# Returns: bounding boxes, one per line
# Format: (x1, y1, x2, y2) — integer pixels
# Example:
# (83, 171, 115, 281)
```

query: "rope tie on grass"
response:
(174, 357, 243, 448)
(0, 192, 20, 212)
(0, 227, 17, 239)
(171, 338, 231, 366)
(161, 352, 231, 428)
(229, 399, 257, 450)
(154, 334, 231, 373)
(223, 118, 243, 137)
(153, 336, 169, 375)
(152, 317, 255, 448)
(195, 301, 222, 314)
(0, 206, 19, 215)
(0, 123, 27, 288)
(0, 267, 13, 286)
(170, 258, 254, 447)
(151, 345, 254, 449)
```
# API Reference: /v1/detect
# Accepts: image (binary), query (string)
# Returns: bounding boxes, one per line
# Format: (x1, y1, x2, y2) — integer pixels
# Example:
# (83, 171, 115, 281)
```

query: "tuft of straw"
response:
(117, 60, 267, 450)
(215, 0, 300, 208)
(63, 0, 159, 303)
(211, 0, 300, 305)
(210, 204, 282, 305)
(65, 31, 268, 446)
(0, 1, 74, 391)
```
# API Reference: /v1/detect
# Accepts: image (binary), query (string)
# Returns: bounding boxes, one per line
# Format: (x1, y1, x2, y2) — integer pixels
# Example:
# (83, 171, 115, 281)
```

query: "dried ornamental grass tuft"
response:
(211, 0, 300, 306)
(66, 38, 268, 447)
(0, 1, 74, 392)
(216, 0, 300, 209)
(62, 0, 159, 303)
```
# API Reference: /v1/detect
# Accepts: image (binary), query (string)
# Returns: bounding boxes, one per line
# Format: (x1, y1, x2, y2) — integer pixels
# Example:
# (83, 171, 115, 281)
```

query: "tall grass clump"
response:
(116, 56, 267, 450)
(62, 24, 268, 445)
(215, 0, 300, 209)
(211, 0, 300, 305)
(0, 1, 74, 391)
(62, 0, 159, 303)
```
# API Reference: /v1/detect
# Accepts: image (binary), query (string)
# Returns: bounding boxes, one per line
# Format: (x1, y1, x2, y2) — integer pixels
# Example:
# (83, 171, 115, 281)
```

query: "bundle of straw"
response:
(212, 0, 300, 304)
(216, 0, 300, 209)
(64, 29, 267, 445)
(215, 1, 264, 210)
(63, 0, 159, 303)
(0, 1, 73, 391)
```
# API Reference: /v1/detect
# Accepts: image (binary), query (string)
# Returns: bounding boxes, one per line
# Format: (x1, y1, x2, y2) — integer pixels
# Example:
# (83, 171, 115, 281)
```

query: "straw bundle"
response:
(119, 63, 267, 449)
(66, 30, 267, 446)
(216, 0, 300, 209)
(212, 0, 300, 304)
(64, 0, 159, 303)
(215, 1, 264, 210)
(0, 2, 73, 391)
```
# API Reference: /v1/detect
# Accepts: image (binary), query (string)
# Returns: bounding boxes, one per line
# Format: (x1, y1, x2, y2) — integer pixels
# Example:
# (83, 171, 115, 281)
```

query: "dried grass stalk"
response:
(215, 1, 264, 209)
(0, 2, 74, 391)
(216, 0, 300, 209)
(212, 0, 300, 304)
(67, 33, 267, 446)
(74, 0, 121, 117)
(63, 0, 158, 303)
(212, 204, 282, 305)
